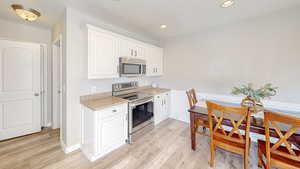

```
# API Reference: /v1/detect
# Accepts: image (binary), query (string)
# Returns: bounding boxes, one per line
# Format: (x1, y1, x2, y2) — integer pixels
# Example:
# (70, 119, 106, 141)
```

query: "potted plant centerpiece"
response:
(231, 83, 278, 113)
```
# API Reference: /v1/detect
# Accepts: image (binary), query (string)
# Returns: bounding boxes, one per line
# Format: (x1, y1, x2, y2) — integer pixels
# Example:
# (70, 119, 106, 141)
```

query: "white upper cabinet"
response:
(119, 38, 135, 57)
(87, 25, 119, 79)
(146, 45, 164, 76)
(87, 24, 163, 79)
(119, 38, 146, 59)
(135, 44, 146, 59)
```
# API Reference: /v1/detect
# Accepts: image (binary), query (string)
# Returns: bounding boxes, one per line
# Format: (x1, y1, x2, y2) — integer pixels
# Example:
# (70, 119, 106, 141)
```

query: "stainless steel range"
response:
(112, 82, 154, 144)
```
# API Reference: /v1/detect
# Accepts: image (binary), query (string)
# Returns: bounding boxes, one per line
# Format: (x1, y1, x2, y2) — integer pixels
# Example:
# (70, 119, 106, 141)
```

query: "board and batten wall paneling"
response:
(160, 7, 300, 104)
(170, 90, 300, 124)
(169, 89, 300, 143)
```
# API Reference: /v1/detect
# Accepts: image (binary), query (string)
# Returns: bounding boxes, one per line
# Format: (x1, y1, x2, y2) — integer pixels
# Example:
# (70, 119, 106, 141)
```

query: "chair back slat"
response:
(206, 101, 250, 144)
(264, 111, 300, 165)
(186, 89, 198, 109)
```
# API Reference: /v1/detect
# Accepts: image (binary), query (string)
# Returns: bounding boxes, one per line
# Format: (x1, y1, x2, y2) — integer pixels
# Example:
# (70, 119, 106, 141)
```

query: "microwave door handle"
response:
(142, 65, 146, 74)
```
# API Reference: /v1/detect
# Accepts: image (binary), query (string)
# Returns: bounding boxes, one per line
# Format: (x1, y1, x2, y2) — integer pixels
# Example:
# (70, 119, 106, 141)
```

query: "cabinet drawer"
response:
(98, 104, 127, 120)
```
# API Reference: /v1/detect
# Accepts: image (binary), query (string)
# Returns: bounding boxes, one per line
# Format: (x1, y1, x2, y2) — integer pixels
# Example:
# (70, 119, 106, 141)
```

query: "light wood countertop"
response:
(80, 92, 128, 111)
(139, 87, 171, 95)
(80, 87, 171, 111)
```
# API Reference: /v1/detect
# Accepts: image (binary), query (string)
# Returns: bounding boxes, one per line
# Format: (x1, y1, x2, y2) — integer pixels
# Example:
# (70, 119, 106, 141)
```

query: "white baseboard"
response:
(61, 141, 81, 154)
(81, 147, 98, 162)
(42, 122, 52, 128)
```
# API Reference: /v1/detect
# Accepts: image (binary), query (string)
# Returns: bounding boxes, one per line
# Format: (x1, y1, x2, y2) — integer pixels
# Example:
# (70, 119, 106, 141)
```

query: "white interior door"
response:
(52, 39, 62, 129)
(0, 40, 41, 140)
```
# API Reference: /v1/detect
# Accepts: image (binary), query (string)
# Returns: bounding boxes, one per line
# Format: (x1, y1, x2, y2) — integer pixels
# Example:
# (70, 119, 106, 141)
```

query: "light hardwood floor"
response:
(0, 119, 262, 169)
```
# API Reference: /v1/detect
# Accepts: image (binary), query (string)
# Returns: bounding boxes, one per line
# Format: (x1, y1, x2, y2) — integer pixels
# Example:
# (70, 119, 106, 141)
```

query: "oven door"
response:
(128, 98, 154, 143)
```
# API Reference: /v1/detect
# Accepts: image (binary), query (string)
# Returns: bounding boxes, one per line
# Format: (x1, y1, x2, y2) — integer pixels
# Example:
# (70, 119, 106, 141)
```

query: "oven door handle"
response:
(130, 98, 153, 107)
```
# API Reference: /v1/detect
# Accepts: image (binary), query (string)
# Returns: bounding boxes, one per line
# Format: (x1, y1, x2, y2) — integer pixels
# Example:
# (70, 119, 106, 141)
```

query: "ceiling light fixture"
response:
(11, 4, 41, 21)
(160, 24, 167, 29)
(221, 0, 235, 8)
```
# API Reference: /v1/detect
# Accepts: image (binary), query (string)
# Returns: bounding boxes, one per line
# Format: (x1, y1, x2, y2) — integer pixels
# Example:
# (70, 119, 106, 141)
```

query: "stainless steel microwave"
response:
(119, 57, 146, 77)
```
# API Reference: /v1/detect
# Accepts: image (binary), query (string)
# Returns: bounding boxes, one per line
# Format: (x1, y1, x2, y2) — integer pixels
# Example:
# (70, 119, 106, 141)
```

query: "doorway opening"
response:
(52, 35, 63, 143)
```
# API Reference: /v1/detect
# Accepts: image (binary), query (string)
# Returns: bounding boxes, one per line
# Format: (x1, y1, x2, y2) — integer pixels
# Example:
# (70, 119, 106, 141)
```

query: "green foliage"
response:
(231, 83, 278, 103)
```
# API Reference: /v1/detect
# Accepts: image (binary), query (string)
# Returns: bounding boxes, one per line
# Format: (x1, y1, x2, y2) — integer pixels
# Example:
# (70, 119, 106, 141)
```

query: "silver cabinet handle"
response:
(135, 50, 137, 56)
(112, 109, 117, 112)
(34, 93, 40, 96)
(131, 49, 133, 56)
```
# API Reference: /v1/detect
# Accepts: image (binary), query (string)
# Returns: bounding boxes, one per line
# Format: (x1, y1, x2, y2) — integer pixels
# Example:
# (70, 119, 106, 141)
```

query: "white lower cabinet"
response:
(81, 103, 128, 161)
(154, 92, 170, 125)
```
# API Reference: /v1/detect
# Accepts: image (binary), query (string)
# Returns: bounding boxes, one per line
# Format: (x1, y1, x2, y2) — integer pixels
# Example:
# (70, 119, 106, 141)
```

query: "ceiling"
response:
(0, 0, 300, 41)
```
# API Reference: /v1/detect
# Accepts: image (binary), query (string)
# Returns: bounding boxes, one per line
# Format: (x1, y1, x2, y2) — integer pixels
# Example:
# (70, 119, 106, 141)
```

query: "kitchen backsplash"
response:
(86, 77, 160, 94)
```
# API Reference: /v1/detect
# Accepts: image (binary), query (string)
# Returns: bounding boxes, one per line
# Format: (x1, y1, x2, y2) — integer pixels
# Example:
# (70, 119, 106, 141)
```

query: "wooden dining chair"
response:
(258, 111, 300, 169)
(206, 101, 251, 169)
(186, 89, 209, 132)
(186, 88, 198, 108)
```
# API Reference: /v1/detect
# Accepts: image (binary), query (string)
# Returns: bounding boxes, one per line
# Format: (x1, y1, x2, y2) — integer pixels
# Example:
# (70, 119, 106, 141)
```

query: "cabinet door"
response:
(135, 44, 146, 59)
(145, 46, 163, 76)
(145, 46, 156, 76)
(98, 114, 127, 155)
(155, 48, 164, 76)
(88, 29, 119, 79)
(162, 92, 170, 121)
(119, 39, 135, 57)
(154, 94, 163, 125)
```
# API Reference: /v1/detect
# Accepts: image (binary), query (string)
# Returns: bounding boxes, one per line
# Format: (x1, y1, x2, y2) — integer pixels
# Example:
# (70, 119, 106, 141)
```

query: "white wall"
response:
(0, 19, 51, 44)
(0, 18, 52, 127)
(64, 7, 161, 147)
(160, 7, 300, 104)
(52, 12, 67, 145)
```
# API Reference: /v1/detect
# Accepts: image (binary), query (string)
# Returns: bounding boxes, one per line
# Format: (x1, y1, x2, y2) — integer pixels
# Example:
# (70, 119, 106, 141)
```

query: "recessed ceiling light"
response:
(160, 24, 167, 29)
(11, 4, 41, 21)
(221, 0, 235, 8)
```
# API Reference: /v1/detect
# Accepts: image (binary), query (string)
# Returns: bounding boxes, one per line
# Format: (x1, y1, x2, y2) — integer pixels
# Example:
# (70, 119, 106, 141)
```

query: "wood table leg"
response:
(190, 112, 196, 150)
